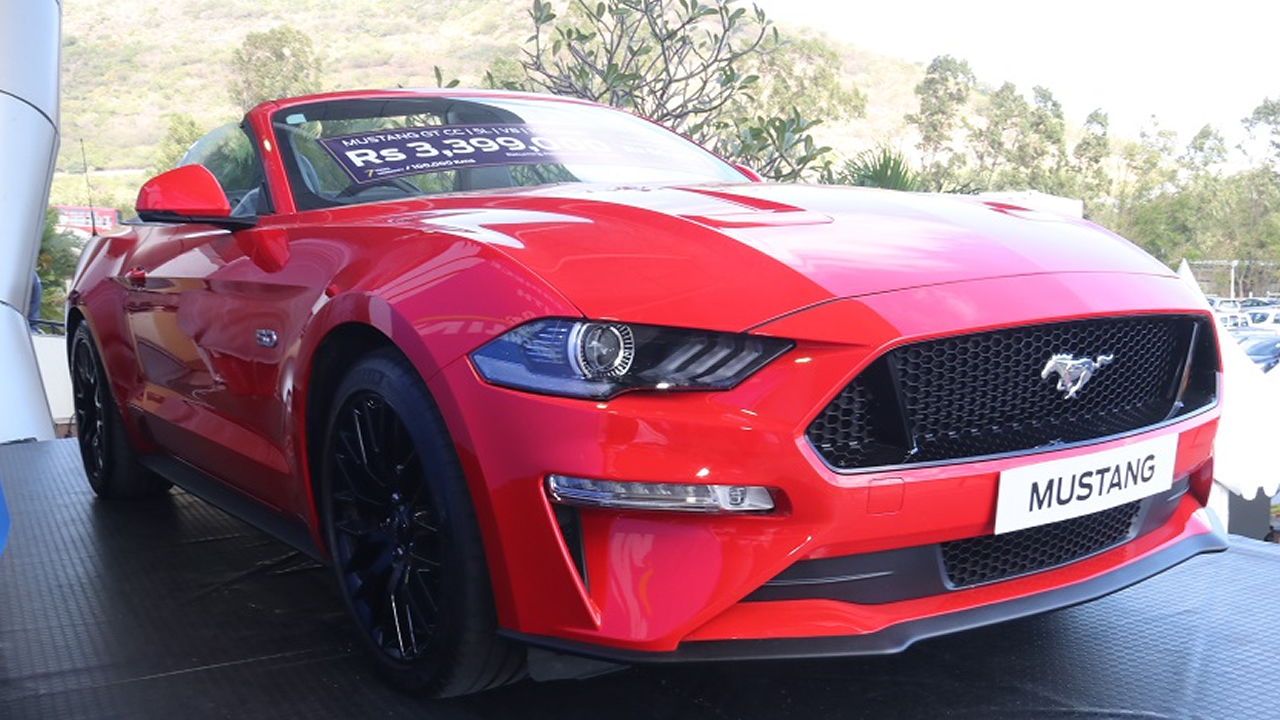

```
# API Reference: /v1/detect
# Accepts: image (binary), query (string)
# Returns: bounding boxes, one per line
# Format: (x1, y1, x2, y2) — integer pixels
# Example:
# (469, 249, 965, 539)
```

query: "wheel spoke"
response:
(386, 560, 418, 658)
(408, 565, 441, 616)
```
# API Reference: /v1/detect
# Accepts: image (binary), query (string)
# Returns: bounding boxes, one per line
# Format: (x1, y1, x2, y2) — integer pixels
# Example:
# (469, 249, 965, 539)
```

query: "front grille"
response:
(941, 501, 1142, 588)
(807, 315, 1217, 471)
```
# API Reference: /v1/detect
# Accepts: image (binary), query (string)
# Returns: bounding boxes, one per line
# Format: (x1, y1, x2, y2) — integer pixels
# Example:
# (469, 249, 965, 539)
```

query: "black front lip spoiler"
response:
(502, 524, 1229, 665)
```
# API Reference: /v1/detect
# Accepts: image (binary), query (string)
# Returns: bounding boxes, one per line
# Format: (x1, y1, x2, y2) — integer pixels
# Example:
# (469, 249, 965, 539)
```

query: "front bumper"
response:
(426, 272, 1223, 657)
(504, 510, 1227, 663)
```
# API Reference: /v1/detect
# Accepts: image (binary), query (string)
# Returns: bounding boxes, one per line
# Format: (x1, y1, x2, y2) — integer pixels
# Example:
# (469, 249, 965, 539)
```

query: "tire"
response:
(319, 349, 526, 697)
(70, 323, 171, 498)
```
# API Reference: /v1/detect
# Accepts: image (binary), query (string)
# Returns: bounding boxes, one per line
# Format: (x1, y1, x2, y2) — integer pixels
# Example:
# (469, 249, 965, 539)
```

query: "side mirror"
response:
(733, 164, 764, 183)
(135, 165, 256, 230)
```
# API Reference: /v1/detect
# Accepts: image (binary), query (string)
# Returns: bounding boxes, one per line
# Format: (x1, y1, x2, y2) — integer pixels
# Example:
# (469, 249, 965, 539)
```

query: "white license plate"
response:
(994, 434, 1177, 535)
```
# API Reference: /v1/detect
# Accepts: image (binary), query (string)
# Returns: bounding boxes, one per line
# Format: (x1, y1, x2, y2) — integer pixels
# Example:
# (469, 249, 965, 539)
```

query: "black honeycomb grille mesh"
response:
(941, 501, 1142, 588)
(807, 315, 1216, 471)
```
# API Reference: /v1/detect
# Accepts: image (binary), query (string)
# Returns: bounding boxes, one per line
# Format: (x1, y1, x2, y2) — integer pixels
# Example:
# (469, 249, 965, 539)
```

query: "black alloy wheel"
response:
(320, 349, 524, 696)
(72, 328, 109, 484)
(69, 323, 170, 498)
(328, 389, 445, 663)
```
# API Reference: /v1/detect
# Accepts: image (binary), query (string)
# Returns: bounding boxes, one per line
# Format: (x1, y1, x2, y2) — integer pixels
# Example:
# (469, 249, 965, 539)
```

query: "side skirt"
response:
(139, 454, 323, 563)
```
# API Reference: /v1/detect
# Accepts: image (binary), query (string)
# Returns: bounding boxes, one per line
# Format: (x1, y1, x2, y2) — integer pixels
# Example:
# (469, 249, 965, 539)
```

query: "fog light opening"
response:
(546, 474, 774, 513)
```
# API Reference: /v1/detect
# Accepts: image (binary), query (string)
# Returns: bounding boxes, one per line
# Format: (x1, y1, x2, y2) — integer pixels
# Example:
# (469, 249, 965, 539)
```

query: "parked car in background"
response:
(1215, 310, 1251, 329)
(67, 88, 1228, 697)
(1245, 308, 1280, 330)
(1239, 297, 1279, 308)
(1236, 333, 1280, 372)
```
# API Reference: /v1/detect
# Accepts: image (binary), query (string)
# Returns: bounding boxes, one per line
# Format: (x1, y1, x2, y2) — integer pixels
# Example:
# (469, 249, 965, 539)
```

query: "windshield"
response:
(271, 94, 744, 210)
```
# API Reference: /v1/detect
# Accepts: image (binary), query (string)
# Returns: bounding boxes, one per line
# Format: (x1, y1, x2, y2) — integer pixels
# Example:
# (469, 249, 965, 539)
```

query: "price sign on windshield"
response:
(318, 123, 672, 184)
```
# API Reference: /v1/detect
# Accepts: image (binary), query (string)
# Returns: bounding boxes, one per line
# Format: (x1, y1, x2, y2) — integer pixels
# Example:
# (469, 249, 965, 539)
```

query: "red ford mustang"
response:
(67, 89, 1226, 696)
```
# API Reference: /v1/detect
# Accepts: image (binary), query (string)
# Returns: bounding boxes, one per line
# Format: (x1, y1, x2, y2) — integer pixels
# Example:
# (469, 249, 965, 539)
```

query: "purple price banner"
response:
(318, 123, 666, 184)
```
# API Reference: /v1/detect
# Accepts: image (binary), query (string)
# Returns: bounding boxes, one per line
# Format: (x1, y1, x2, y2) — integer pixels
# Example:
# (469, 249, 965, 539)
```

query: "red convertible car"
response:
(68, 89, 1226, 696)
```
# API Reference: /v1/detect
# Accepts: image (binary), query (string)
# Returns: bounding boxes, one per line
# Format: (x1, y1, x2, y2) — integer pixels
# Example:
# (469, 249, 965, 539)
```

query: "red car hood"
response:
(389, 183, 1174, 332)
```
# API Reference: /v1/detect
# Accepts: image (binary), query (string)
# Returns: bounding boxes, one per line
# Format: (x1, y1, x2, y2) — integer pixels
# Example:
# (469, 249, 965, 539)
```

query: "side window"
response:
(179, 123, 266, 217)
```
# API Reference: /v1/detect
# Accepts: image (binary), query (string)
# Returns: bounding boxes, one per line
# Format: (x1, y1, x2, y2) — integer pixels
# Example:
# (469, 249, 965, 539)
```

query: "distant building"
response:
(52, 205, 120, 239)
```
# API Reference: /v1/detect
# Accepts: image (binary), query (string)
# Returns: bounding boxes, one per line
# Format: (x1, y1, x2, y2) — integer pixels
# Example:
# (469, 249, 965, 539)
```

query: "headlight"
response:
(470, 318, 793, 399)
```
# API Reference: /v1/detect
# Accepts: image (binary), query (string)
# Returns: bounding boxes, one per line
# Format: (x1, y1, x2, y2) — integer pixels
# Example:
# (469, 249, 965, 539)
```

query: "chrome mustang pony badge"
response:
(1041, 353, 1114, 399)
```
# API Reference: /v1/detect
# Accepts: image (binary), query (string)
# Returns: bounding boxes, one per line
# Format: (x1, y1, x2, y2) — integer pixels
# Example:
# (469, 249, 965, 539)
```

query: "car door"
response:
(123, 123, 323, 512)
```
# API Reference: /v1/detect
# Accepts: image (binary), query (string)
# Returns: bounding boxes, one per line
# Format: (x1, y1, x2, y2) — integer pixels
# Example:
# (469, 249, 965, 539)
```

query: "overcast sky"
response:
(755, 0, 1279, 147)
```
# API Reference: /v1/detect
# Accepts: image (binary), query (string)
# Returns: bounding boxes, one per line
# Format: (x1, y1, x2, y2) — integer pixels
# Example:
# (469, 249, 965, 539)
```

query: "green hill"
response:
(53, 0, 923, 210)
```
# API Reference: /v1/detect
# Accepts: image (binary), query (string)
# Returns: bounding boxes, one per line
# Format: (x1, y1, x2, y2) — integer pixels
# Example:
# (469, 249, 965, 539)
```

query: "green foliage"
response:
(905, 55, 974, 190)
(520, 0, 773, 136)
(749, 35, 866, 125)
(1071, 110, 1112, 213)
(483, 56, 527, 91)
(935, 81, 1072, 195)
(433, 66, 461, 89)
(150, 114, 205, 175)
(824, 145, 922, 191)
(514, 0, 837, 180)
(713, 110, 831, 183)
(1244, 97, 1280, 167)
(35, 209, 81, 324)
(228, 25, 324, 111)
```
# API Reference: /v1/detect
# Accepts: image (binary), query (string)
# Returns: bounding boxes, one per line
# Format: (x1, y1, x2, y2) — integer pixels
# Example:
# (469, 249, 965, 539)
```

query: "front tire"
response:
(319, 349, 525, 697)
(70, 323, 170, 498)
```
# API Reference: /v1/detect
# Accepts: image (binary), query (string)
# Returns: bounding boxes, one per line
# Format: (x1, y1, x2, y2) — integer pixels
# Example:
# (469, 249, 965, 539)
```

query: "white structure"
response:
(0, 0, 60, 444)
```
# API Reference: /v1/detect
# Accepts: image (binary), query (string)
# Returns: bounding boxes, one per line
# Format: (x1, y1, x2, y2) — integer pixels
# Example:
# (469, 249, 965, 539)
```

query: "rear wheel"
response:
(70, 323, 170, 498)
(319, 349, 525, 697)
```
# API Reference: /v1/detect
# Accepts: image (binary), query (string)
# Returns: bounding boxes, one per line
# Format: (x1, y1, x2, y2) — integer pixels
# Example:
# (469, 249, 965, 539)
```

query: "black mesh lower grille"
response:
(807, 315, 1217, 471)
(940, 501, 1142, 588)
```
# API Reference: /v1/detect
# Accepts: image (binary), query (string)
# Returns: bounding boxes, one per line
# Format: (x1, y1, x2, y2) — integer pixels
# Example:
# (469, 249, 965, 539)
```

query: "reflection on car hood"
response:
(390, 183, 1175, 331)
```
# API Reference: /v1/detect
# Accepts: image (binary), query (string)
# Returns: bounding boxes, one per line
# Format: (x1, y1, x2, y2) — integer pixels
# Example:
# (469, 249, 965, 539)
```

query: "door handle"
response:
(124, 267, 147, 287)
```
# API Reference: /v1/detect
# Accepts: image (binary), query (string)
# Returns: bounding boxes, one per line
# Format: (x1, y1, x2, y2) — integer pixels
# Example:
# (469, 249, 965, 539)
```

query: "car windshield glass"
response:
(271, 94, 744, 210)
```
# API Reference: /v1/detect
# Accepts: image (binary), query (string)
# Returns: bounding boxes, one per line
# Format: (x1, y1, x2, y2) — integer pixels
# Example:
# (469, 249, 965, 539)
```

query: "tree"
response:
(228, 25, 323, 111)
(1071, 110, 1112, 214)
(747, 35, 865, 126)
(1244, 97, 1280, 167)
(905, 55, 975, 191)
(513, 0, 836, 180)
(35, 208, 81, 324)
(521, 0, 771, 138)
(1100, 123, 1182, 256)
(961, 83, 1069, 194)
(966, 81, 1025, 189)
(150, 113, 204, 175)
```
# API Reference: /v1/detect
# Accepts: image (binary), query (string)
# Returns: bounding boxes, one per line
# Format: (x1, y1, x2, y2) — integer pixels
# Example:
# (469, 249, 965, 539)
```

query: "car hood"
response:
(386, 183, 1175, 332)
